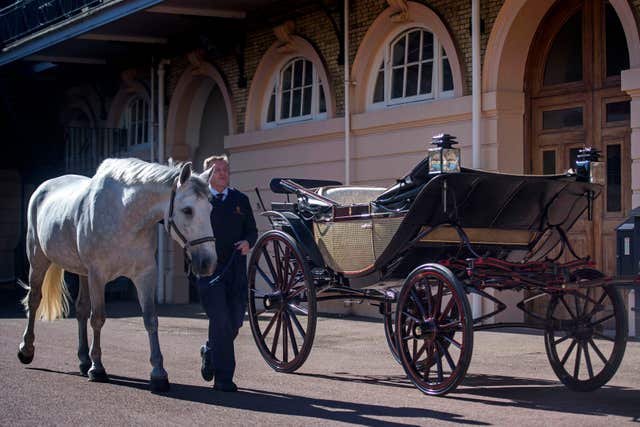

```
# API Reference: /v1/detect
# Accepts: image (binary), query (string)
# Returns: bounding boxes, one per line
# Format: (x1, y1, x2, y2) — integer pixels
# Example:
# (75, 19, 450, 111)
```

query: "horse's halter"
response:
(165, 178, 216, 255)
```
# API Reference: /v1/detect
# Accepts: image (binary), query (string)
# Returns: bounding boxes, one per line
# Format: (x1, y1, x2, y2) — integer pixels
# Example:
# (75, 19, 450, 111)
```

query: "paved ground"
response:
(1, 294, 639, 426)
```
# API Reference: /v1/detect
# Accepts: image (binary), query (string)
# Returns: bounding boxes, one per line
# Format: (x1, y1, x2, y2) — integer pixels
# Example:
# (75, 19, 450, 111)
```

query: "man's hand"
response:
(234, 240, 250, 255)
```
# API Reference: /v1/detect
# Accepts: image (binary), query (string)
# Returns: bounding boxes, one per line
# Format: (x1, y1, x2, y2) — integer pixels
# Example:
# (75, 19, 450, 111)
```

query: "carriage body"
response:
(248, 154, 630, 396)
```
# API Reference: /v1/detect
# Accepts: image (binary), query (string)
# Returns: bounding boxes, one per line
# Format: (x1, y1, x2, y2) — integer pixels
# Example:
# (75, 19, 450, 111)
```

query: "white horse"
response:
(17, 158, 217, 392)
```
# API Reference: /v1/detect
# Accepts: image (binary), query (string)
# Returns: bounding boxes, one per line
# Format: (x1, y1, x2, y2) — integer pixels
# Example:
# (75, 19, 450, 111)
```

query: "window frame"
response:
(369, 27, 454, 110)
(120, 96, 150, 148)
(263, 57, 328, 128)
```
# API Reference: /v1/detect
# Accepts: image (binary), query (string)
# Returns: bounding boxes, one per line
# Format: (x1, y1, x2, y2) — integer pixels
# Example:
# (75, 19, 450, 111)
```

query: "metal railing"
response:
(0, 0, 105, 45)
(64, 127, 127, 175)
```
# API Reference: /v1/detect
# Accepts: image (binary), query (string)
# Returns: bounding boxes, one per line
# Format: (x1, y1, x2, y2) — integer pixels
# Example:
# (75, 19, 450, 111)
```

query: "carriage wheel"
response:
(247, 230, 317, 373)
(383, 301, 401, 364)
(544, 269, 627, 392)
(395, 264, 473, 396)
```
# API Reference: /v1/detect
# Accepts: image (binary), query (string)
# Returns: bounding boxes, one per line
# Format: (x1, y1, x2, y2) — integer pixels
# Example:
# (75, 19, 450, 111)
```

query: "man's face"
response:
(209, 160, 229, 190)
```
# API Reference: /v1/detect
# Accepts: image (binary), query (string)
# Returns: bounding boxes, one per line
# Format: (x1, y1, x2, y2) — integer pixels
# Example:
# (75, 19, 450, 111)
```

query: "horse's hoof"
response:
(150, 377, 170, 393)
(17, 351, 33, 365)
(88, 369, 109, 383)
(79, 362, 91, 376)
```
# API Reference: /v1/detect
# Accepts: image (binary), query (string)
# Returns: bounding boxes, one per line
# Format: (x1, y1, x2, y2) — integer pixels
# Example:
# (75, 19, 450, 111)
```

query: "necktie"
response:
(216, 193, 224, 202)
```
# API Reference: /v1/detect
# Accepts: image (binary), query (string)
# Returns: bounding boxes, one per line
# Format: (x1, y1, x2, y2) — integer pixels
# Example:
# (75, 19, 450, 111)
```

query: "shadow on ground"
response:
(28, 366, 640, 423)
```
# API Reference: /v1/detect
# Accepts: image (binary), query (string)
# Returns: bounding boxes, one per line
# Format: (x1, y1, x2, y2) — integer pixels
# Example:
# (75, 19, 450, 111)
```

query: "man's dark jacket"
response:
(210, 187, 258, 265)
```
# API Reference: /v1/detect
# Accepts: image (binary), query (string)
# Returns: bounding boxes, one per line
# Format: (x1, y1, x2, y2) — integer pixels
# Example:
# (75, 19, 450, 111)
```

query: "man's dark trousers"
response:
(197, 257, 247, 384)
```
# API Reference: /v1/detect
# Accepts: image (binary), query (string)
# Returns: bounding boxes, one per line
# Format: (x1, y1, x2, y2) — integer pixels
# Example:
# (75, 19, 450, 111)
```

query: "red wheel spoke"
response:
(262, 312, 279, 340)
(582, 342, 594, 379)
(282, 311, 288, 363)
(284, 312, 299, 356)
(273, 241, 283, 289)
(439, 320, 462, 330)
(288, 303, 308, 316)
(434, 347, 444, 383)
(436, 340, 457, 372)
(588, 338, 608, 364)
(441, 334, 462, 350)
(255, 265, 276, 291)
(561, 339, 577, 365)
(433, 283, 443, 318)
(585, 292, 608, 318)
(282, 246, 291, 292)
(554, 334, 571, 345)
(560, 296, 577, 320)
(593, 332, 615, 342)
(410, 288, 428, 319)
(270, 312, 283, 356)
(438, 298, 456, 322)
(412, 337, 418, 359)
(590, 313, 615, 327)
(285, 264, 302, 293)
(425, 281, 433, 317)
(573, 342, 582, 379)
(414, 341, 427, 361)
(261, 247, 278, 289)
(286, 308, 306, 340)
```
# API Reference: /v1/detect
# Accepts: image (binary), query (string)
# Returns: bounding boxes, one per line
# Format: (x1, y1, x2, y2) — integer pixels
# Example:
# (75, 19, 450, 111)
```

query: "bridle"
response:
(165, 178, 216, 256)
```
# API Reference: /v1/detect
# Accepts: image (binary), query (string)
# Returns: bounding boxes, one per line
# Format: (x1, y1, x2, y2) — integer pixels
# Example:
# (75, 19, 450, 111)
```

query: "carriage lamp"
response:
(575, 147, 604, 185)
(428, 133, 461, 174)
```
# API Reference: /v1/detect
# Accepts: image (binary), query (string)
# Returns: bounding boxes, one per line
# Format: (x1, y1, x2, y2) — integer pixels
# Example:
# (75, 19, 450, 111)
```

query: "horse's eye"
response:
(182, 207, 193, 216)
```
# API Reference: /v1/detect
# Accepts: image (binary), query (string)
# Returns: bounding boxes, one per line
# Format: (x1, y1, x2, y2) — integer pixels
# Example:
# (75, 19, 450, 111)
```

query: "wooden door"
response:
(526, 0, 631, 275)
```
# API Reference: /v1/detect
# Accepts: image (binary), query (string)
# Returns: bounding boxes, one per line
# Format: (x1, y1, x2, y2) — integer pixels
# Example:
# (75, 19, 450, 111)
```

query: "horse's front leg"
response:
(87, 272, 108, 382)
(76, 275, 91, 376)
(134, 267, 169, 392)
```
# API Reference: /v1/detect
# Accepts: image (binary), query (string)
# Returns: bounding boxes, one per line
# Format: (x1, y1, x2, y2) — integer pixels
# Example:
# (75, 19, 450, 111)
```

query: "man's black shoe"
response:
(213, 381, 238, 392)
(200, 345, 214, 382)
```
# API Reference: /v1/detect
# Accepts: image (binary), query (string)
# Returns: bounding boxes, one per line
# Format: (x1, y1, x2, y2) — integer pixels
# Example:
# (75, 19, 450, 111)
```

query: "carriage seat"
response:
(315, 186, 386, 205)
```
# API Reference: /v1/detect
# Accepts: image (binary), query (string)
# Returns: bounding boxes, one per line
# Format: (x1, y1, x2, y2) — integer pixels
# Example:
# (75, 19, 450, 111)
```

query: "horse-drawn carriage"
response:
(247, 134, 630, 396)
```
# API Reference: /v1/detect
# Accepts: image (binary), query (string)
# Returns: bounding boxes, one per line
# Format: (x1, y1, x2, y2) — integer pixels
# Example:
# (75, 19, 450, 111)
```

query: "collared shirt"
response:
(209, 186, 229, 202)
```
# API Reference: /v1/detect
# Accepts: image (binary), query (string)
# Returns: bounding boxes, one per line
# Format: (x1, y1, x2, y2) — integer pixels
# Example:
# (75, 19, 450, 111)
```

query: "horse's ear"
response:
(178, 162, 192, 187)
(200, 167, 213, 183)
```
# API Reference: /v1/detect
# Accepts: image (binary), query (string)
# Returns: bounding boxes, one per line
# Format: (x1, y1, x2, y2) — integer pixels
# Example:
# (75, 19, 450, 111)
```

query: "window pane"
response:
(406, 64, 419, 96)
(373, 68, 384, 103)
(407, 30, 421, 63)
(292, 88, 302, 117)
(606, 101, 630, 122)
(392, 35, 406, 66)
(293, 60, 303, 87)
(282, 65, 292, 90)
(543, 150, 556, 174)
(319, 86, 326, 113)
(391, 68, 404, 98)
(419, 61, 433, 95)
(442, 57, 453, 92)
(304, 60, 313, 85)
(543, 12, 582, 85)
(302, 87, 312, 115)
(607, 144, 622, 212)
(542, 107, 583, 129)
(281, 91, 291, 119)
(422, 31, 434, 60)
(606, 4, 629, 77)
(267, 92, 275, 122)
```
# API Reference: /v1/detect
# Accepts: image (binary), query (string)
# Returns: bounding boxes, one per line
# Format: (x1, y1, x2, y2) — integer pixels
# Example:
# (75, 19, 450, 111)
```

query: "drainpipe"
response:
(157, 58, 170, 304)
(471, 0, 482, 320)
(344, 0, 350, 185)
(150, 61, 155, 162)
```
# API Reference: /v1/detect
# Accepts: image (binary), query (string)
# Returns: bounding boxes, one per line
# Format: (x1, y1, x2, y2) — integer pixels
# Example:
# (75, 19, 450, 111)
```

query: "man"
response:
(197, 154, 257, 392)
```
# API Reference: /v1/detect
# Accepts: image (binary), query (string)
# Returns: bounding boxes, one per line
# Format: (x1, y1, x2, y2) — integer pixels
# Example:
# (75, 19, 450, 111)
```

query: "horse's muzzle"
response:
(191, 251, 216, 277)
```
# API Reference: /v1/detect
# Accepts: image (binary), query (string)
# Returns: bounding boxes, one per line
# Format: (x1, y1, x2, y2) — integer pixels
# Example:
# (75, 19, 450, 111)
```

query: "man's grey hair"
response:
(203, 154, 229, 171)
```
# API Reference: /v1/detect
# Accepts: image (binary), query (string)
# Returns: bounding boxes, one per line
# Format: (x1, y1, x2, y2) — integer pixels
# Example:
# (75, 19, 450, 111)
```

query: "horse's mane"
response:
(95, 158, 209, 197)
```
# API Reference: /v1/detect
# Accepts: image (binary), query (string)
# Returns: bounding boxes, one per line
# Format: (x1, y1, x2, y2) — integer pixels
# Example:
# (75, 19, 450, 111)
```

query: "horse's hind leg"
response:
(135, 267, 169, 392)
(76, 275, 91, 376)
(18, 252, 49, 364)
(86, 272, 108, 382)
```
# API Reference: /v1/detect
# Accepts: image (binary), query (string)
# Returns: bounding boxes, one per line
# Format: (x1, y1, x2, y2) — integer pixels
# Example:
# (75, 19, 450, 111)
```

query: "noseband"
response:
(165, 179, 216, 254)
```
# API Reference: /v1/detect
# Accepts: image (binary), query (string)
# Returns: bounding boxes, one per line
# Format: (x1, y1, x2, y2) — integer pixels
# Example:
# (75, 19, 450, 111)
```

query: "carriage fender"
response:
(261, 210, 324, 268)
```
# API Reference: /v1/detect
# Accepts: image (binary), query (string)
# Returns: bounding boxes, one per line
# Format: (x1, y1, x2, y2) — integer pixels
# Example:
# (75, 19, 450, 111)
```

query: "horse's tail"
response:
(20, 264, 70, 321)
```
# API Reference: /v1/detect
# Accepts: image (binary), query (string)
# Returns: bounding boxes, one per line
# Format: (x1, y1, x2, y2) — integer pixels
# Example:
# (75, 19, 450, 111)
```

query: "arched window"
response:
(120, 96, 149, 146)
(372, 28, 453, 107)
(265, 57, 327, 126)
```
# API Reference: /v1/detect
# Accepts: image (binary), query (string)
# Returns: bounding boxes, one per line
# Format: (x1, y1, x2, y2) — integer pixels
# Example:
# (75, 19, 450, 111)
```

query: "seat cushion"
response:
(316, 186, 386, 205)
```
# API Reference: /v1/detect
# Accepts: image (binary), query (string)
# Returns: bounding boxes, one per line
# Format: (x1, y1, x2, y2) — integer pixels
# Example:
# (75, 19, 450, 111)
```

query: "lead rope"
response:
(207, 250, 239, 287)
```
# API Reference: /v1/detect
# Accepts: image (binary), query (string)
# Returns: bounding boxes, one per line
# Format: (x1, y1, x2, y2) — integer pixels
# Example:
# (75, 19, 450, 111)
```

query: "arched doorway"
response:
(525, 0, 631, 275)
